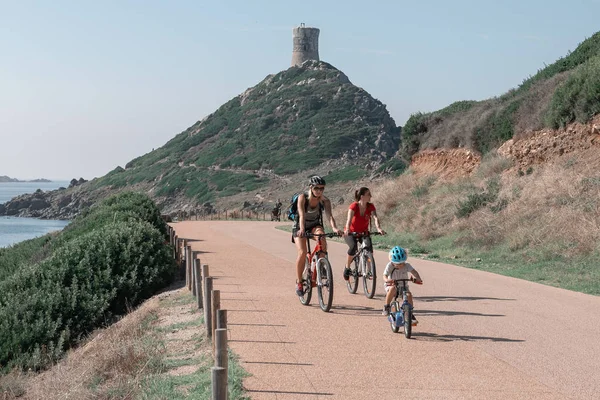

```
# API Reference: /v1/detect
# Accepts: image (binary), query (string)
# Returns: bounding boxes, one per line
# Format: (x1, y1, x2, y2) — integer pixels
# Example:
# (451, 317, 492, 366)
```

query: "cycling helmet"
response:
(389, 246, 407, 263)
(309, 175, 326, 187)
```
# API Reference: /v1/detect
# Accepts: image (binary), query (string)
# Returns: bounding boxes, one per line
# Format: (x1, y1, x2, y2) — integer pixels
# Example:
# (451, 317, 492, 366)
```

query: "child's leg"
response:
(385, 286, 396, 305)
(407, 291, 413, 306)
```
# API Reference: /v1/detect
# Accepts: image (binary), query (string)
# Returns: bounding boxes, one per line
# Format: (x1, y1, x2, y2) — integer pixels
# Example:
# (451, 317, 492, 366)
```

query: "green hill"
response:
(90, 61, 401, 206)
(402, 31, 600, 155)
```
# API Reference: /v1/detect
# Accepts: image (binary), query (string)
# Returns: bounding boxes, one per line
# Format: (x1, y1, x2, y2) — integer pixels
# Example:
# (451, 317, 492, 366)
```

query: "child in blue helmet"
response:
(382, 246, 423, 323)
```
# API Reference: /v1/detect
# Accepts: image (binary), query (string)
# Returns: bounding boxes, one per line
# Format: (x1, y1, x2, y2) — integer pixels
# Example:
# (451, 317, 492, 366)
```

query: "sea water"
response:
(0, 181, 70, 248)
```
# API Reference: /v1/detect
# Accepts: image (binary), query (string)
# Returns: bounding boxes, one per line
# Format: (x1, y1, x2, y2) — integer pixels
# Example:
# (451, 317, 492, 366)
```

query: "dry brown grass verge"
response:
(1, 285, 207, 400)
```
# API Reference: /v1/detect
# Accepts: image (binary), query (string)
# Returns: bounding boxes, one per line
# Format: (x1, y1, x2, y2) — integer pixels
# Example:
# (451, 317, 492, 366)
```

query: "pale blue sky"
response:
(1, 1, 599, 180)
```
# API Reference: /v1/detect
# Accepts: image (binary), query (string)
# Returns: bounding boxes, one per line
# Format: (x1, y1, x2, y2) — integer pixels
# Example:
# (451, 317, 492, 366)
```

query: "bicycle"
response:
(346, 232, 381, 299)
(298, 232, 339, 312)
(387, 277, 421, 338)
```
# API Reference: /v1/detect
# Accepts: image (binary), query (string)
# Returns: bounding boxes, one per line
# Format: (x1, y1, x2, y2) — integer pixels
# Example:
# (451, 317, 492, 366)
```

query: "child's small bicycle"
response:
(298, 232, 339, 312)
(346, 231, 381, 298)
(388, 277, 421, 338)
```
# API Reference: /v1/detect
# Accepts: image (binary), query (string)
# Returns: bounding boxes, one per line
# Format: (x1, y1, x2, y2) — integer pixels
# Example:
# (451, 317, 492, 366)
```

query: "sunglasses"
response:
(313, 186, 325, 191)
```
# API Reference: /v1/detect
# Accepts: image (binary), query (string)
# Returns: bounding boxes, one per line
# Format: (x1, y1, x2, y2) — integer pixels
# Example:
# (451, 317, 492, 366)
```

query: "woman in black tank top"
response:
(293, 176, 342, 296)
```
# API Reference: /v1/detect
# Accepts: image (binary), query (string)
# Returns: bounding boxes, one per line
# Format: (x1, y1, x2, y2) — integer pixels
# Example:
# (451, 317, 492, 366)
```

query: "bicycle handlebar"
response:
(391, 277, 423, 285)
(348, 231, 383, 237)
(303, 232, 341, 238)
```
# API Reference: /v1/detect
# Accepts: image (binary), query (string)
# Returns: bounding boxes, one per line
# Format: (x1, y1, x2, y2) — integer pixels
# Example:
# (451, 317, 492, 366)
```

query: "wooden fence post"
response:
(211, 367, 227, 400)
(211, 290, 220, 345)
(173, 235, 178, 260)
(216, 309, 227, 330)
(215, 328, 228, 372)
(191, 253, 197, 297)
(204, 277, 213, 338)
(187, 246, 193, 291)
(202, 264, 209, 285)
(182, 240, 187, 287)
(194, 259, 202, 308)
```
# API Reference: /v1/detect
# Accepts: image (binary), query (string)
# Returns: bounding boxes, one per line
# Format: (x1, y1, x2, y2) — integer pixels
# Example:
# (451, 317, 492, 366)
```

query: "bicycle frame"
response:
(349, 231, 380, 271)
(346, 232, 380, 298)
(305, 234, 327, 285)
(388, 278, 414, 338)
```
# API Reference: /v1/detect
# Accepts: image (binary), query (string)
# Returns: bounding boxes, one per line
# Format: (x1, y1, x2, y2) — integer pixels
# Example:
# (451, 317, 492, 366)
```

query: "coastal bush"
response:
(0, 220, 176, 371)
(545, 55, 600, 128)
(456, 177, 501, 218)
(0, 192, 176, 371)
(401, 112, 427, 156)
(474, 99, 522, 154)
(0, 236, 52, 281)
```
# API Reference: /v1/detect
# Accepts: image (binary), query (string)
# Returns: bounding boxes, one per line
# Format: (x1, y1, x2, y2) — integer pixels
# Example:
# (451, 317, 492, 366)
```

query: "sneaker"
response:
(295, 283, 304, 296)
(412, 315, 418, 326)
(343, 267, 352, 281)
(381, 305, 390, 316)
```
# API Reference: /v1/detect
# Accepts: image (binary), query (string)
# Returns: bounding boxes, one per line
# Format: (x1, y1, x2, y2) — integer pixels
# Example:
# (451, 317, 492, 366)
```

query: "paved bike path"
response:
(172, 221, 600, 400)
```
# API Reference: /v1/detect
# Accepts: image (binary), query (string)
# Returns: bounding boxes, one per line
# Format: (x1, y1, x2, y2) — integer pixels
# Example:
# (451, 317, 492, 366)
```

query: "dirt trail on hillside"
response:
(172, 221, 600, 400)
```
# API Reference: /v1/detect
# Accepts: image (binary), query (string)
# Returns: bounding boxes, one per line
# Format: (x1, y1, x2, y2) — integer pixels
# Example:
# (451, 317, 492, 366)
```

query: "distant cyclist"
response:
(382, 246, 423, 323)
(342, 186, 385, 280)
(292, 176, 342, 296)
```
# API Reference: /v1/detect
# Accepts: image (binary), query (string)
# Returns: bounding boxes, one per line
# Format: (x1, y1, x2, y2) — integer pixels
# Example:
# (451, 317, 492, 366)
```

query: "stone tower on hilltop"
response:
(291, 23, 320, 67)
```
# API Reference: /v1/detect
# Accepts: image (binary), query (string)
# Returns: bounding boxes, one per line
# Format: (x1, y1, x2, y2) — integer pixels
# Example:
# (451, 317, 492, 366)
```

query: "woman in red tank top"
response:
(342, 187, 385, 280)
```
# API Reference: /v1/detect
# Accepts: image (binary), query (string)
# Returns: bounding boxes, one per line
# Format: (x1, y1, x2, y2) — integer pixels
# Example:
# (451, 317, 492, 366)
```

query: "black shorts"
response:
(291, 221, 323, 243)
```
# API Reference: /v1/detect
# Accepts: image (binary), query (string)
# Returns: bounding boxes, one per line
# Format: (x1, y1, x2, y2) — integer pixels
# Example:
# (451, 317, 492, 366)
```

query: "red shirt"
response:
(349, 202, 376, 233)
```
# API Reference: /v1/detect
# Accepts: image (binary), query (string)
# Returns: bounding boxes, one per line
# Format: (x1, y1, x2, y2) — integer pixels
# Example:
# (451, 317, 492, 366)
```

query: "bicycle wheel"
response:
(299, 257, 312, 305)
(403, 303, 412, 338)
(389, 302, 400, 333)
(317, 258, 334, 312)
(346, 257, 359, 294)
(362, 252, 377, 299)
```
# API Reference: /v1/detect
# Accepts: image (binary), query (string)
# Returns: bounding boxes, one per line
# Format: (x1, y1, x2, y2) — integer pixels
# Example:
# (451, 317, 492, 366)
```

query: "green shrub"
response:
(456, 177, 501, 218)
(0, 192, 175, 371)
(474, 99, 522, 154)
(545, 55, 600, 128)
(520, 32, 600, 92)
(401, 112, 427, 156)
(325, 165, 365, 183)
(0, 220, 175, 371)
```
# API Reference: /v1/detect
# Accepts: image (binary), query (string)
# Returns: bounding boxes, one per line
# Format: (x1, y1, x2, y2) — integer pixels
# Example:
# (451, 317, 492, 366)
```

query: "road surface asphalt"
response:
(172, 221, 600, 400)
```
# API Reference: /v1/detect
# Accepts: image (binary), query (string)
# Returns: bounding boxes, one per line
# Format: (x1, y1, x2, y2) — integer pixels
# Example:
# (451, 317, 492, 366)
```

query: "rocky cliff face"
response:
(0, 184, 110, 219)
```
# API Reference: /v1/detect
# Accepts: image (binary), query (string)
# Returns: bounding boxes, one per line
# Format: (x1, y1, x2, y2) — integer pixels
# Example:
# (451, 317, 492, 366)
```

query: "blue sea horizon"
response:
(0, 181, 71, 248)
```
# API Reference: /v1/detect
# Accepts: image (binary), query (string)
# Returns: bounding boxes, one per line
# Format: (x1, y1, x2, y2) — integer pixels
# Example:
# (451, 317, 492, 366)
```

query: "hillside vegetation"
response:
(0, 192, 176, 371)
(402, 32, 600, 156)
(0, 61, 404, 219)
(92, 61, 401, 205)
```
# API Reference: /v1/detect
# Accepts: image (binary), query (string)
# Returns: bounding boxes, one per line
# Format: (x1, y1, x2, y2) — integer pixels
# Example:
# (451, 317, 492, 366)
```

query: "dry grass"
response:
(0, 284, 249, 400)
(10, 298, 164, 400)
(357, 147, 600, 267)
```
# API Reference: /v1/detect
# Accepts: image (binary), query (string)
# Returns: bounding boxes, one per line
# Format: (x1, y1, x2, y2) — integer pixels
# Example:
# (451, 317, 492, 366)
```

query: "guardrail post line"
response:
(194, 259, 203, 308)
(204, 277, 213, 338)
(211, 367, 226, 400)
